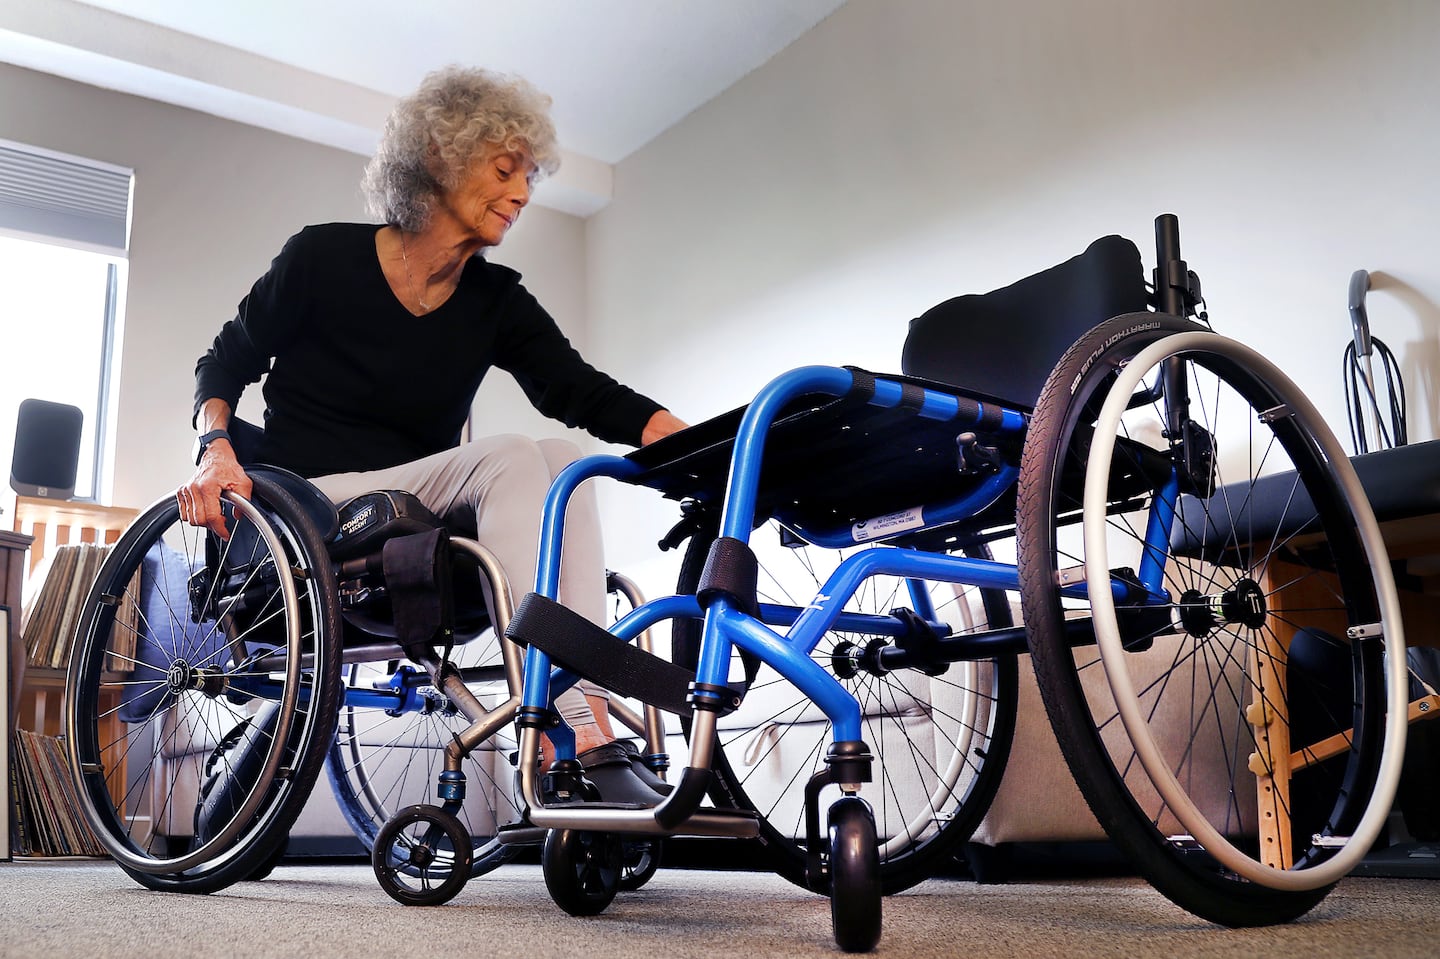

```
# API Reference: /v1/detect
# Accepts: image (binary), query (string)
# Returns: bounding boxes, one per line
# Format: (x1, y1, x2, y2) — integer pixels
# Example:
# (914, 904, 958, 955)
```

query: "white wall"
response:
(7, 1, 1438, 600)
(585, 0, 1440, 592)
(1, 62, 587, 511)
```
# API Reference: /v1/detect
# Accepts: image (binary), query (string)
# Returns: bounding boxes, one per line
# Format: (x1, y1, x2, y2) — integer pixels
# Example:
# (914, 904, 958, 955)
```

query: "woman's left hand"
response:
(640, 409, 688, 445)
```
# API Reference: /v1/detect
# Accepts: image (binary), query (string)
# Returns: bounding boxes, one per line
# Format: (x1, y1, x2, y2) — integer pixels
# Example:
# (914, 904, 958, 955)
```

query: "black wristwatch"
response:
(193, 428, 232, 465)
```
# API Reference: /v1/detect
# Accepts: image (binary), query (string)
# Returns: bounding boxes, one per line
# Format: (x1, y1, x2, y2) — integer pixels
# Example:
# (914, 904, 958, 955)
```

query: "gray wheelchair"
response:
(64, 427, 666, 896)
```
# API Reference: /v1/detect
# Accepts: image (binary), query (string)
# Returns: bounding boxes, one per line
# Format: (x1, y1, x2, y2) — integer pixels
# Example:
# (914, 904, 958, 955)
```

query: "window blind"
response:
(0, 139, 132, 255)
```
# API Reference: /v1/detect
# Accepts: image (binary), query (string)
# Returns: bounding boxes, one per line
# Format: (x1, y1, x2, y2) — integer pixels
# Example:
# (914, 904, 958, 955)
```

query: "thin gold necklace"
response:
(398, 231, 431, 312)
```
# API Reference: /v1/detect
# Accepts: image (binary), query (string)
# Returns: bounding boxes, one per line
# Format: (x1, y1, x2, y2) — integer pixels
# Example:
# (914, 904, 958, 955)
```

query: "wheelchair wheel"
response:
(65, 476, 342, 893)
(829, 796, 882, 953)
(325, 644, 521, 879)
(371, 804, 473, 906)
(674, 520, 1018, 895)
(1018, 314, 1408, 926)
(543, 828, 623, 916)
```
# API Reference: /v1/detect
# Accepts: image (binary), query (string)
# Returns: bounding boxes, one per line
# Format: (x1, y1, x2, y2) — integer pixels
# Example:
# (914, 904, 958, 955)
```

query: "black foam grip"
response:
(899, 383, 927, 412)
(847, 368, 877, 402)
(696, 537, 759, 617)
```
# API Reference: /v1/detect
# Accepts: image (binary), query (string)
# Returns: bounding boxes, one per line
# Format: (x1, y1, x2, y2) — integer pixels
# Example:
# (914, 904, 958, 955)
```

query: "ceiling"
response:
(0, 0, 848, 214)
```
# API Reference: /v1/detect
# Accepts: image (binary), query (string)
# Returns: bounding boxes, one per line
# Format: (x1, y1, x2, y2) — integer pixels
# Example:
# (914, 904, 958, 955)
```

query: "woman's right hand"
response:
(177, 439, 252, 540)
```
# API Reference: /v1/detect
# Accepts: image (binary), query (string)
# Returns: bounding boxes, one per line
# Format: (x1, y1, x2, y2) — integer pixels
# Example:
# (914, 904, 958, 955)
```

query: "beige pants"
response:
(310, 434, 608, 731)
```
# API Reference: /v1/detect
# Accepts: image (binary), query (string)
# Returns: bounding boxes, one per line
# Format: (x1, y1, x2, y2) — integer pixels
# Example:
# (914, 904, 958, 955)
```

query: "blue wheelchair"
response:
(63, 215, 1408, 953)
(496, 214, 1409, 950)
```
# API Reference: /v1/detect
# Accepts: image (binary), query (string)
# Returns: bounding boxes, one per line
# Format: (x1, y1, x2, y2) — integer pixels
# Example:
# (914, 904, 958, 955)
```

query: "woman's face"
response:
(440, 146, 538, 247)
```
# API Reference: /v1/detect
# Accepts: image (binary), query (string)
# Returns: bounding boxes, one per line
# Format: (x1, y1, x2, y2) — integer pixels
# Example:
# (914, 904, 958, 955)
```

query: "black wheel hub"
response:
(1176, 578, 1268, 636)
(1223, 578, 1269, 629)
(830, 639, 890, 680)
(407, 843, 435, 869)
(165, 658, 191, 694)
(165, 658, 228, 698)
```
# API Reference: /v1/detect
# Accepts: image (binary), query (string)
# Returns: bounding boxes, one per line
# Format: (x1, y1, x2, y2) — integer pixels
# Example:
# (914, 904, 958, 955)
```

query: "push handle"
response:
(1154, 214, 1190, 436)
(1348, 269, 1372, 358)
(1154, 213, 1187, 317)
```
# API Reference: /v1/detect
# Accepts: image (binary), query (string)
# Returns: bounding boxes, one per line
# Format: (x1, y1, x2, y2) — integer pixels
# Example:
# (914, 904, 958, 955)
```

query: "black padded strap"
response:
(951, 396, 1005, 432)
(696, 537, 759, 617)
(899, 383, 926, 413)
(505, 592, 696, 715)
(846, 368, 877, 402)
(382, 528, 454, 648)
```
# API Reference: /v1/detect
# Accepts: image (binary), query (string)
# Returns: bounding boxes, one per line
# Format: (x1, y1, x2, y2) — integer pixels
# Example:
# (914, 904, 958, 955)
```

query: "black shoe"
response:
(612, 740, 673, 793)
(577, 741, 672, 806)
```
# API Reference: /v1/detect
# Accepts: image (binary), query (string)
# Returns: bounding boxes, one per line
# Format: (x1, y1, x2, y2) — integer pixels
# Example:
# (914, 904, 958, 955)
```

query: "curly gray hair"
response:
(362, 65, 561, 230)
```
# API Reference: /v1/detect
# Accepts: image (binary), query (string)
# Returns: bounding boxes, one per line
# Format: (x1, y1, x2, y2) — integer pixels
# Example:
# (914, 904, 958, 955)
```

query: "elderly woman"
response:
(178, 65, 685, 804)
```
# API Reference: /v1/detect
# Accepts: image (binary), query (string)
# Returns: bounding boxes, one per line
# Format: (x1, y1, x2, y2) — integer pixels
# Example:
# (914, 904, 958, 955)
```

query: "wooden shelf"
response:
(7, 498, 138, 859)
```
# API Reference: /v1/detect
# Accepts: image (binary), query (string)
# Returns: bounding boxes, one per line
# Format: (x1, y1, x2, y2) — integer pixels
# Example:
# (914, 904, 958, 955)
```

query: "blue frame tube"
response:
(906, 574, 940, 621)
(785, 547, 1020, 655)
(1138, 470, 1179, 595)
(521, 454, 645, 740)
(641, 594, 956, 641)
(718, 606, 863, 741)
(535, 455, 645, 598)
(718, 366, 855, 541)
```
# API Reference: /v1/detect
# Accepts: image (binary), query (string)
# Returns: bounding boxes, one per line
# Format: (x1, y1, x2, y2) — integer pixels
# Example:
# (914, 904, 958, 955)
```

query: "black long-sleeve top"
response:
(194, 223, 663, 477)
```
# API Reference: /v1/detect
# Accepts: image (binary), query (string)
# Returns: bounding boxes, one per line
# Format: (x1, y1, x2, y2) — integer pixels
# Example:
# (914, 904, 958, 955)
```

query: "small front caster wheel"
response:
(372, 804, 472, 906)
(543, 828, 623, 915)
(829, 797, 882, 952)
(618, 837, 663, 891)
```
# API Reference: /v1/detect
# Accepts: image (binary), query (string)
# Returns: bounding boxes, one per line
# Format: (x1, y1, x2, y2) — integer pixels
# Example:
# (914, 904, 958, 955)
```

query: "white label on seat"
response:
(852, 507, 925, 542)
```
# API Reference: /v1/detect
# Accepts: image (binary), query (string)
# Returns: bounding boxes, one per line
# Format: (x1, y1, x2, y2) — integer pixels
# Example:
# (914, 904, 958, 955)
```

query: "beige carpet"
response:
(0, 860, 1436, 958)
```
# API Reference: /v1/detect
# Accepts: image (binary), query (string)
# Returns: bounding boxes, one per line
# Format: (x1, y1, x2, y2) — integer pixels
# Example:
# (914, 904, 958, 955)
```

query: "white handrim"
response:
(1082, 331, 1407, 890)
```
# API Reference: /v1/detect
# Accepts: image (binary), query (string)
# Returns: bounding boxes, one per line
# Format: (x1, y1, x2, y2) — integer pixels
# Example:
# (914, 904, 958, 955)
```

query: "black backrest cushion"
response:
(901, 234, 1150, 408)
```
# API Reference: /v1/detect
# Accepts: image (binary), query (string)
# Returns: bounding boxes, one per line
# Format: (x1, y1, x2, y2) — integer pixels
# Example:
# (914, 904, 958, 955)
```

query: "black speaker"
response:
(10, 398, 84, 499)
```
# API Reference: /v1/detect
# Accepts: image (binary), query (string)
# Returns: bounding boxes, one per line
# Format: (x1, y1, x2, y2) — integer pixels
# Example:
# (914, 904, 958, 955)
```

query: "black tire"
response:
(242, 836, 288, 881)
(674, 517, 1018, 895)
(371, 804, 473, 906)
(1017, 314, 1398, 925)
(65, 476, 342, 893)
(542, 828, 622, 916)
(829, 797, 882, 953)
(326, 647, 520, 879)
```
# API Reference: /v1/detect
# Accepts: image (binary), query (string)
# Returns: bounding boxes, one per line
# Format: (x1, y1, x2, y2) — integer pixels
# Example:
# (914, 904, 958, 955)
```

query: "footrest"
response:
(671, 808, 762, 840)
(505, 592, 695, 714)
(496, 821, 546, 845)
